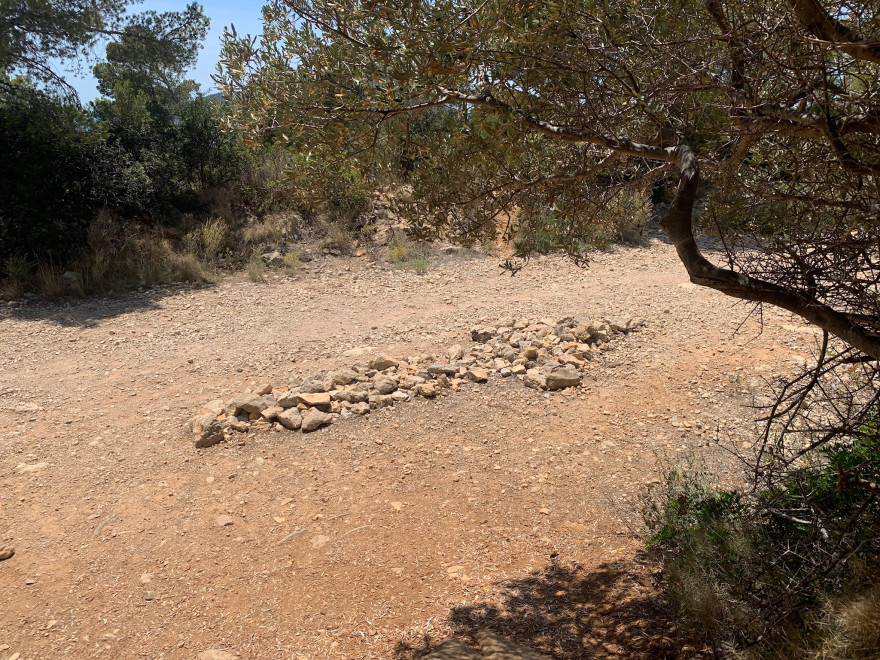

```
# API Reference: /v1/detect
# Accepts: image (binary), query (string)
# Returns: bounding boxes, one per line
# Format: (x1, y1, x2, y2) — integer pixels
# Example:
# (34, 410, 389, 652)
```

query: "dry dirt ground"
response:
(0, 237, 823, 659)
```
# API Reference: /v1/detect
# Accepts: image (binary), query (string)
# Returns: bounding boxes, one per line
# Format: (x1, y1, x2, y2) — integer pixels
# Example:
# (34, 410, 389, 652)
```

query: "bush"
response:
(644, 425, 880, 658)
(246, 249, 265, 282)
(0, 85, 100, 261)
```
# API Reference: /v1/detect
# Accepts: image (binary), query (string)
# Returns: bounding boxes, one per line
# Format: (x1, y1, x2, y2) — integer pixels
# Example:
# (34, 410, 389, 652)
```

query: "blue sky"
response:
(65, 0, 266, 102)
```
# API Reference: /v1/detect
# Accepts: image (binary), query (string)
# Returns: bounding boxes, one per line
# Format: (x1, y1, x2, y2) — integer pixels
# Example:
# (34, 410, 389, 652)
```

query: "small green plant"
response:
(386, 233, 434, 271)
(410, 255, 428, 273)
(282, 250, 300, 275)
(386, 233, 410, 264)
(1, 254, 33, 298)
(246, 249, 265, 282)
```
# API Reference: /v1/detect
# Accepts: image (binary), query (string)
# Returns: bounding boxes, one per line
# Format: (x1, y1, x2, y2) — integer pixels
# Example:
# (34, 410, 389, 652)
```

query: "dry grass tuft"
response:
(818, 584, 880, 659)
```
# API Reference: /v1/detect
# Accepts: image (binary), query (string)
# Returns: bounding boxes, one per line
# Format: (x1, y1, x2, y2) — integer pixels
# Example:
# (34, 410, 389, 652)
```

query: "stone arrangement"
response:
(188, 316, 643, 448)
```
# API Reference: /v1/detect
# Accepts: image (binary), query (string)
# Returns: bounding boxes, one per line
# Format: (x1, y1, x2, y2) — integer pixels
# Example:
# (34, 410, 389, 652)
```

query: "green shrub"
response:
(246, 249, 265, 282)
(644, 425, 880, 657)
(282, 250, 300, 275)
(410, 255, 429, 274)
(386, 234, 410, 264)
(184, 217, 228, 261)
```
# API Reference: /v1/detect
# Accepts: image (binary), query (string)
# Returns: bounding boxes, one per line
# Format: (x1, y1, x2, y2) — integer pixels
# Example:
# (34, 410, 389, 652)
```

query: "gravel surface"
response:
(0, 236, 821, 659)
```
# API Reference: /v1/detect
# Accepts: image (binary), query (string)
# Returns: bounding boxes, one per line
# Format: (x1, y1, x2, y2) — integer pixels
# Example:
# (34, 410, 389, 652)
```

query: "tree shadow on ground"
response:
(394, 554, 711, 659)
(0, 282, 215, 328)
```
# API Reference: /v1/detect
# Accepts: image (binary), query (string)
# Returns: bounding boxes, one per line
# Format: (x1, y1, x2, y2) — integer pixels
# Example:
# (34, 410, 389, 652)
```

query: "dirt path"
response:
(0, 238, 822, 659)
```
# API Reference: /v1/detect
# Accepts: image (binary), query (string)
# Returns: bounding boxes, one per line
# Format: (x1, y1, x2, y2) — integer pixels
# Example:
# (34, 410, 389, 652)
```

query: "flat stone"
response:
(276, 408, 302, 430)
(558, 354, 583, 368)
(15, 462, 48, 473)
(296, 392, 331, 408)
(301, 408, 333, 432)
(544, 366, 581, 390)
(427, 363, 458, 376)
(466, 368, 489, 383)
(368, 355, 398, 371)
(216, 515, 234, 527)
(349, 402, 370, 415)
(260, 405, 283, 421)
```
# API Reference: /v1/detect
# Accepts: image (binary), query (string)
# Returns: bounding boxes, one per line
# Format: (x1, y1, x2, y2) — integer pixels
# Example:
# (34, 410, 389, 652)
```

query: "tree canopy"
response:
(93, 2, 209, 117)
(1, 0, 131, 96)
(218, 0, 880, 362)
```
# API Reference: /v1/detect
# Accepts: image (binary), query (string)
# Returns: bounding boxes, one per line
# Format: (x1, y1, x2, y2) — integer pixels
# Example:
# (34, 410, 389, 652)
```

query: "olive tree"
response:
(218, 1, 880, 491)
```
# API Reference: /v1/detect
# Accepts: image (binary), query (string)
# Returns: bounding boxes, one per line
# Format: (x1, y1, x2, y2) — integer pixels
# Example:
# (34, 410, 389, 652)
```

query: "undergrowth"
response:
(386, 233, 433, 272)
(644, 425, 880, 658)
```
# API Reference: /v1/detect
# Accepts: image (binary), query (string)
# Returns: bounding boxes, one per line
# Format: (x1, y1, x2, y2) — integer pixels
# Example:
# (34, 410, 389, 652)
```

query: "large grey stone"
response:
(423, 639, 481, 659)
(275, 390, 299, 407)
(400, 374, 426, 389)
(349, 402, 370, 415)
(194, 419, 225, 448)
(372, 375, 398, 395)
(476, 629, 551, 659)
(327, 368, 358, 386)
(301, 408, 333, 432)
(368, 355, 398, 371)
(226, 392, 268, 415)
(299, 375, 328, 393)
(276, 408, 302, 430)
(544, 366, 581, 390)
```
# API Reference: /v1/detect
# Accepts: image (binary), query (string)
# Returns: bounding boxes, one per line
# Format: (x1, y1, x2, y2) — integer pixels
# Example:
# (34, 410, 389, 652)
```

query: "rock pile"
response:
(188, 316, 643, 448)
